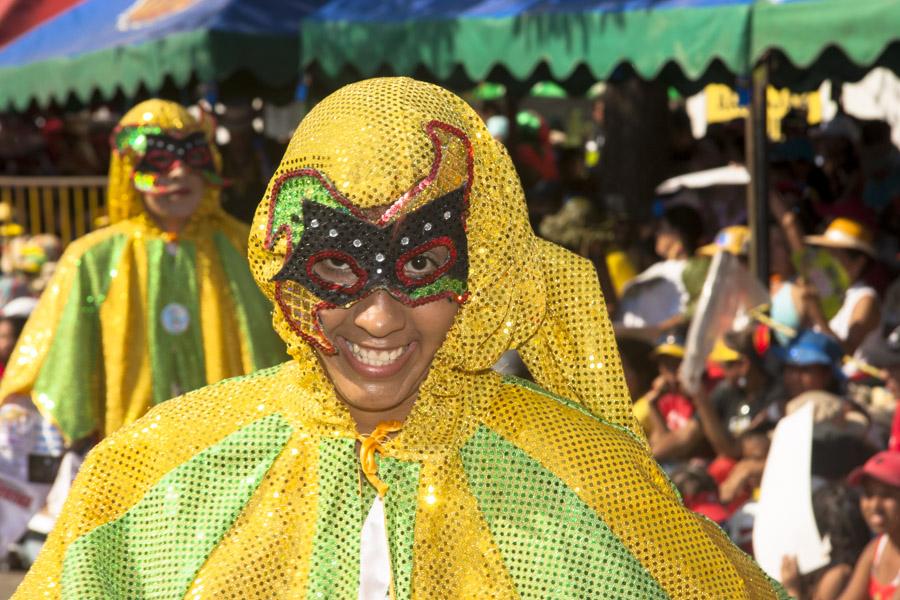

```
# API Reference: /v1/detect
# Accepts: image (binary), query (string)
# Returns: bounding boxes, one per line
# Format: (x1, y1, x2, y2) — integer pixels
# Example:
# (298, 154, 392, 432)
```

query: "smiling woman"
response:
(12, 80, 785, 600)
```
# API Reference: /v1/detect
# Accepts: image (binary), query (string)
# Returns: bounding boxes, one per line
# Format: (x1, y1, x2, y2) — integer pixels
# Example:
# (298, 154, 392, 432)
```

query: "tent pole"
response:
(746, 55, 770, 285)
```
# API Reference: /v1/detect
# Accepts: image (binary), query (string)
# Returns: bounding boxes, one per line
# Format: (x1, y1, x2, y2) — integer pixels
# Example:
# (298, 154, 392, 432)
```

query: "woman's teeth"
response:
(347, 341, 408, 366)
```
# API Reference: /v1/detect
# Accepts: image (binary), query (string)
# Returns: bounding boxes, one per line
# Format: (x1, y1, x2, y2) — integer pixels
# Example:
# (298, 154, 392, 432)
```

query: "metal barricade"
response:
(0, 176, 107, 246)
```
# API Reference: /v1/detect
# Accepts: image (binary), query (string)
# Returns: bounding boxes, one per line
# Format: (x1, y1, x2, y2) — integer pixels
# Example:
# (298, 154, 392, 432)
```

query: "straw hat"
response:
(804, 217, 876, 257)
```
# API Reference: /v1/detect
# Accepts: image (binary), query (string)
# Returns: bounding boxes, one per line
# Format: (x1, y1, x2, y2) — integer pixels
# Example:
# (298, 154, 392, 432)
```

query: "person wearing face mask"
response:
(0, 99, 285, 446)
(10, 80, 783, 599)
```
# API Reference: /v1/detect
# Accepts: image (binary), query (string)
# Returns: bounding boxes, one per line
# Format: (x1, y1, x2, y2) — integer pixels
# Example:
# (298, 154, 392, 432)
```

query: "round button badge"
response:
(161, 302, 190, 334)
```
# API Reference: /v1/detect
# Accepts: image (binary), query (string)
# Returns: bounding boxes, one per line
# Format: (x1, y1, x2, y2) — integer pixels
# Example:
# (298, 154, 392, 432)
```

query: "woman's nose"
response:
(352, 290, 406, 338)
(167, 160, 188, 177)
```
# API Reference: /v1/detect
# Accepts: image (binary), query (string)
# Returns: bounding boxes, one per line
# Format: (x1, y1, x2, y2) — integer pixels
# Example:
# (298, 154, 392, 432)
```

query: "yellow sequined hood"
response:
(249, 77, 640, 437)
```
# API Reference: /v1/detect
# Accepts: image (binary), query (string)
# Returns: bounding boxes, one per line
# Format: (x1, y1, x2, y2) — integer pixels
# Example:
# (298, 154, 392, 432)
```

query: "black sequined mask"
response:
(272, 187, 468, 306)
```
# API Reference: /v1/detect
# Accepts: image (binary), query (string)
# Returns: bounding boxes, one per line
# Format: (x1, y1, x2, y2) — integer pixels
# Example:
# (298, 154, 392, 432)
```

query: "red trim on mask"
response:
(305, 249, 368, 295)
(394, 236, 457, 288)
(377, 120, 474, 227)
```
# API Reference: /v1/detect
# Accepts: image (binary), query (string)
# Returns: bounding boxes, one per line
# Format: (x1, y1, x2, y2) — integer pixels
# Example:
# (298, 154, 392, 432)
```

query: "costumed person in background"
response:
(0, 99, 286, 447)
(12, 79, 784, 599)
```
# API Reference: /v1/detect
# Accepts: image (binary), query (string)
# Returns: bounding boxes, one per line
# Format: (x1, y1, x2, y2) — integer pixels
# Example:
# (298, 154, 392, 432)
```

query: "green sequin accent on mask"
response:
(269, 174, 351, 251)
(59, 413, 293, 599)
(460, 425, 670, 599)
(407, 276, 466, 300)
(113, 125, 163, 156)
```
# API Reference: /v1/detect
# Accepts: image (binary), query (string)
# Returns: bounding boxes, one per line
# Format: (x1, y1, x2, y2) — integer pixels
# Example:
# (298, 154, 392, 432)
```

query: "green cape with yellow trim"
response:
(0, 99, 286, 442)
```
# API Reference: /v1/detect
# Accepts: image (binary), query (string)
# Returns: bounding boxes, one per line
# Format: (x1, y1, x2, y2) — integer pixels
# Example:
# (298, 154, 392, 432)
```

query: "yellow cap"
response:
(708, 338, 740, 364)
(652, 333, 686, 359)
(698, 225, 750, 257)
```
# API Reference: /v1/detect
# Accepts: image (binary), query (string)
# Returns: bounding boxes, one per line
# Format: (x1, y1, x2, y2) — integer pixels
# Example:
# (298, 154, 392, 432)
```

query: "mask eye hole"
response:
(396, 237, 456, 286)
(307, 250, 367, 294)
(185, 145, 212, 169)
(143, 149, 176, 172)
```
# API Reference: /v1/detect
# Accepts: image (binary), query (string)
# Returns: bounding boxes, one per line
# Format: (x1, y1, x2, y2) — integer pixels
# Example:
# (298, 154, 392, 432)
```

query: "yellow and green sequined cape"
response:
(13, 361, 785, 599)
(0, 213, 286, 442)
(0, 99, 286, 442)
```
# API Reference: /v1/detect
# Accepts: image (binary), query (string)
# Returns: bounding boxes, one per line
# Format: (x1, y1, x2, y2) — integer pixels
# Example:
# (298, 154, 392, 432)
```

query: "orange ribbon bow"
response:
(357, 420, 403, 498)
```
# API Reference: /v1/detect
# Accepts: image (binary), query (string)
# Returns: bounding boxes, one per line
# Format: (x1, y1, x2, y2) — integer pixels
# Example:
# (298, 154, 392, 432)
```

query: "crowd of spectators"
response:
(484, 91, 900, 598)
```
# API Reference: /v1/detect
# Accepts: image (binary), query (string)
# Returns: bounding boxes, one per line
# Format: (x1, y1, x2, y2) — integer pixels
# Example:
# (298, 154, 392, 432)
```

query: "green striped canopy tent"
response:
(0, 0, 325, 111)
(300, 0, 900, 281)
(300, 0, 900, 94)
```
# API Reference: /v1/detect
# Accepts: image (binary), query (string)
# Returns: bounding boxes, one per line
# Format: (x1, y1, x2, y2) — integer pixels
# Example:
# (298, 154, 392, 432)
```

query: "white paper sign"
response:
(0, 472, 43, 554)
(753, 402, 831, 580)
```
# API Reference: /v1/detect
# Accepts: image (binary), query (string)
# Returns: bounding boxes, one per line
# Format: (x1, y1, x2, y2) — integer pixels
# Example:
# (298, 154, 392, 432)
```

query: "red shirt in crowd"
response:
(656, 391, 695, 432)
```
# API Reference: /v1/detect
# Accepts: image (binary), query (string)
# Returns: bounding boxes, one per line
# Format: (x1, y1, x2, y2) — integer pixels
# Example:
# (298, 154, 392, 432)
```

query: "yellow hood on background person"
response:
(0, 99, 285, 442)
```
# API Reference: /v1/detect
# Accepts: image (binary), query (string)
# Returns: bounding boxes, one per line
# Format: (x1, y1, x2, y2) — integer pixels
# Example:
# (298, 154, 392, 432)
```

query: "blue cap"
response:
(779, 329, 843, 366)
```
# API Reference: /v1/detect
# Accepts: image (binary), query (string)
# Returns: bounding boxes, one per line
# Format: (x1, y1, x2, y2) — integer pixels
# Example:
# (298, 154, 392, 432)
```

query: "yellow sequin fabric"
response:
(13, 81, 783, 599)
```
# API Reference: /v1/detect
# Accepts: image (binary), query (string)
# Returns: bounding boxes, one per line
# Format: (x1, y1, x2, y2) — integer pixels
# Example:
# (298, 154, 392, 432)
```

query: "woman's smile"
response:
(339, 337, 417, 378)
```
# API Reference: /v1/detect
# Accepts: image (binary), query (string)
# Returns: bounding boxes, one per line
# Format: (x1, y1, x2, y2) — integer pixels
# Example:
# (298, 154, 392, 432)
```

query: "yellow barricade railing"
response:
(0, 176, 107, 246)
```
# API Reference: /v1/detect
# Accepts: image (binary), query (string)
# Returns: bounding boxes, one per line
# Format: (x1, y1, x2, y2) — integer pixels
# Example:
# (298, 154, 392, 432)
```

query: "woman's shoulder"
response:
(92, 362, 296, 463)
(474, 375, 648, 456)
(463, 377, 664, 505)
(463, 375, 665, 502)
(847, 281, 879, 300)
(57, 221, 134, 263)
